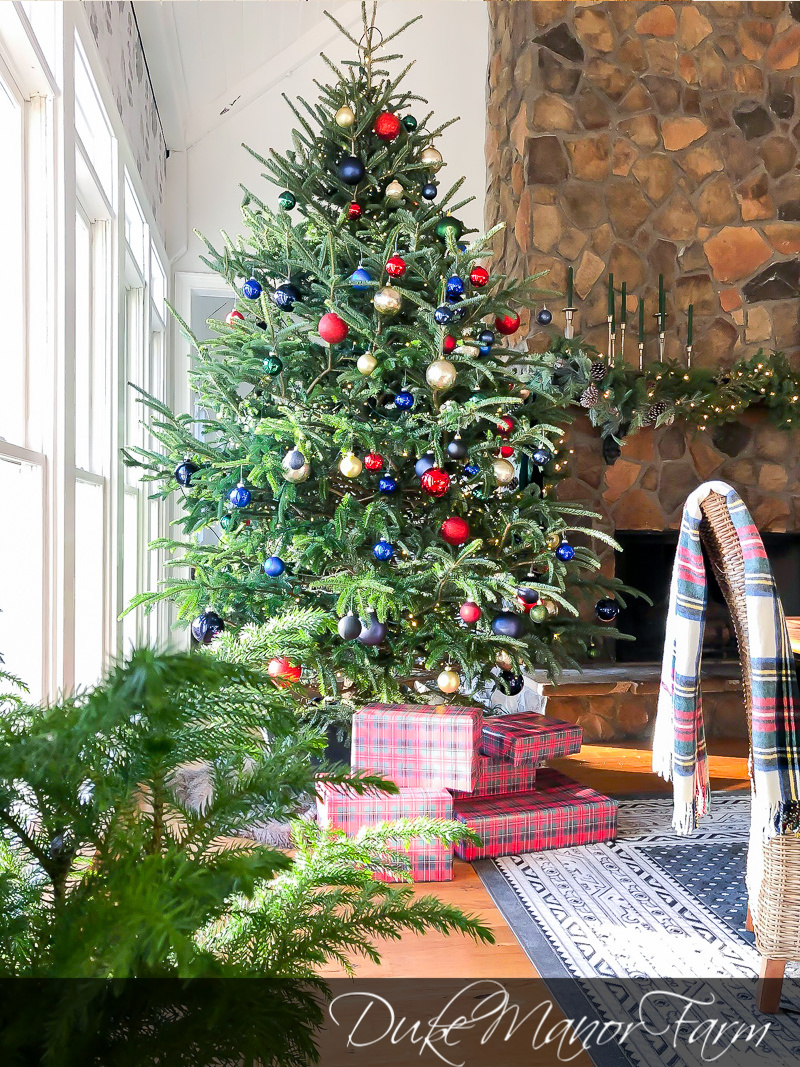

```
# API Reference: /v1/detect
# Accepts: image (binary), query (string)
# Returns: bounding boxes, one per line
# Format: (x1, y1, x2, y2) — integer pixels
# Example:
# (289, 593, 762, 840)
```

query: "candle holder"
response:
(638, 341, 645, 372)
(607, 315, 615, 368)
(563, 307, 577, 340)
(619, 321, 626, 367)
(654, 314, 666, 363)
(686, 344, 693, 370)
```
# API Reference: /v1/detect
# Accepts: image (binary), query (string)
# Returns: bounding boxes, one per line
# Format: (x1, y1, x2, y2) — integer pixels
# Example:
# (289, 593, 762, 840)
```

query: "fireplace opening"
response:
(613, 531, 800, 663)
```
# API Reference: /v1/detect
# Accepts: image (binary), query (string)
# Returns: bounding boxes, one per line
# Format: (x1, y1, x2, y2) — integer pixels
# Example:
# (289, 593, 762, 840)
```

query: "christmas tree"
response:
(128, 4, 632, 724)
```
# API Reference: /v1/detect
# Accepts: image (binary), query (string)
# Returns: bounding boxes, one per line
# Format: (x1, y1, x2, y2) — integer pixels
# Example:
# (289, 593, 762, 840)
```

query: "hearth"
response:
(614, 531, 800, 664)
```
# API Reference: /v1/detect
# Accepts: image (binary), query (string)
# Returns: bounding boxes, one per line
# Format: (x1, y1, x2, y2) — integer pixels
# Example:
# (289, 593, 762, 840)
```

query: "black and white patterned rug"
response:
(476, 794, 800, 1067)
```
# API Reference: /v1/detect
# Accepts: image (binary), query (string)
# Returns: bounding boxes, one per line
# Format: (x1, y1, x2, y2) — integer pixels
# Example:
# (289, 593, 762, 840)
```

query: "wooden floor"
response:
(320, 738, 750, 980)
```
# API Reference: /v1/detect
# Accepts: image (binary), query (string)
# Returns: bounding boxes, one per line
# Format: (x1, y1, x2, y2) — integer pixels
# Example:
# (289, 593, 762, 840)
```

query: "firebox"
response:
(613, 531, 800, 664)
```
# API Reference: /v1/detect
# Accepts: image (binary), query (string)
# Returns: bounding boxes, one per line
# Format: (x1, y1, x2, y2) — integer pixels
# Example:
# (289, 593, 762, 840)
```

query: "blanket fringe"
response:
(672, 801, 696, 837)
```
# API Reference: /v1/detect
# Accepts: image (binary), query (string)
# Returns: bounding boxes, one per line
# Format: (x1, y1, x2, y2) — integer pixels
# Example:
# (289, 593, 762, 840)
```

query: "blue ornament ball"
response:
(358, 612, 388, 646)
(378, 476, 397, 494)
(263, 555, 285, 577)
(243, 278, 262, 300)
(464, 463, 480, 477)
(350, 267, 372, 290)
(174, 461, 198, 488)
(478, 330, 495, 347)
(555, 541, 575, 562)
(536, 308, 553, 326)
(446, 276, 465, 301)
(395, 390, 415, 410)
(415, 453, 435, 477)
(228, 484, 251, 508)
(337, 154, 366, 185)
(491, 611, 525, 639)
(421, 182, 437, 200)
(373, 539, 394, 561)
(499, 671, 525, 696)
(595, 598, 620, 623)
(479, 345, 492, 357)
(433, 305, 454, 325)
(272, 283, 300, 310)
(191, 611, 225, 645)
(532, 447, 552, 467)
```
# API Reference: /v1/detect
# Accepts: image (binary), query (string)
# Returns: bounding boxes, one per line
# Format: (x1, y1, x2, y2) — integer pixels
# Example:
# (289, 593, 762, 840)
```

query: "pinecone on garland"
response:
(644, 401, 667, 425)
(589, 360, 607, 382)
(580, 383, 600, 409)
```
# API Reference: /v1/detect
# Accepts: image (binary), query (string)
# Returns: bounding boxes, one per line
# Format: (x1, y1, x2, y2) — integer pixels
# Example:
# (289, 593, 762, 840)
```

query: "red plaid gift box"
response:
(352, 703, 482, 791)
(452, 769, 617, 860)
(480, 712, 582, 766)
(317, 782, 454, 882)
(449, 756, 538, 799)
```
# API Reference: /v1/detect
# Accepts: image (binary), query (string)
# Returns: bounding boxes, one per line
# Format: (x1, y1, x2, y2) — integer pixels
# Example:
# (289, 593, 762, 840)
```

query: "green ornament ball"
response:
(587, 643, 601, 660)
(435, 216, 463, 241)
(220, 513, 236, 532)
(278, 190, 296, 210)
(402, 114, 418, 131)
(530, 604, 548, 623)
(263, 355, 283, 376)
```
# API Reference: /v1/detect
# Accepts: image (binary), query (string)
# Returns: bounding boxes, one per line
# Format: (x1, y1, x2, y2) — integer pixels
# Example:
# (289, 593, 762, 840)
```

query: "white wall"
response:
(167, 1, 489, 273)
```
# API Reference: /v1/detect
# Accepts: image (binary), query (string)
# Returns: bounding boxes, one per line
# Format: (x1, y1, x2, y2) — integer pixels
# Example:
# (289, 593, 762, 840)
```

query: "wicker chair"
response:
(698, 490, 800, 1013)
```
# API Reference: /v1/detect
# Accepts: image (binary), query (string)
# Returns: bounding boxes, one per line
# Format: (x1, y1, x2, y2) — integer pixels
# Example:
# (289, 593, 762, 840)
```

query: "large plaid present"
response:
(480, 712, 582, 766)
(317, 782, 453, 882)
(449, 755, 538, 799)
(352, 703, 482, 791)
(452, 769, 617, 860)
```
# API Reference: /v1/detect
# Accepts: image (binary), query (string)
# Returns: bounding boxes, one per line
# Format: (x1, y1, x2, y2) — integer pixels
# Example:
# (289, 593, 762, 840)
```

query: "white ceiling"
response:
(134, 0, 359, 151)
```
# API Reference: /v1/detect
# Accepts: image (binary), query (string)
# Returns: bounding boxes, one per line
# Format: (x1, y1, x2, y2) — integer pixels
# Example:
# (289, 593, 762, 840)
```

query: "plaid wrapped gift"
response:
(480, 712, 582, 766)
(317, 782, 453, 882)
(453, 769, 617, 860)
(352, 703, 482, 791)
(449, 756, 538, 799)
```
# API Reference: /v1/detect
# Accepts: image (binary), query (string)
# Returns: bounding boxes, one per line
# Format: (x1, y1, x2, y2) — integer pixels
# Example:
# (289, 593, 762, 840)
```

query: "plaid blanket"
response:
(653, 482, 800, 850)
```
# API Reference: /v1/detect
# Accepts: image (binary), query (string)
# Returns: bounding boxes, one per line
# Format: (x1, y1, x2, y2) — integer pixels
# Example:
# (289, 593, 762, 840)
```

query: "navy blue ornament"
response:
(229, 484, 251, 508)
(174, 461, 198, 488)
(479, 345, 492, 357)
(373, 539, 394, 561)
(263, 555, 285, 577)
(516, 587, 539, 606)
(478, 330, 495, 347)
(464, 463, 480, 477)
(338, 612, 362, 640)
(499, 671, 525, 696)
(378, 476, 397, 494)
(285, 448, 306, 470)
(243, 278, 262, 300)
(446, 276, 465, 301)
(421, 182, 437, 200)
(358, 612, 388, 646)
(272, 283, 300, 310)
(394, 390, 414, 410)
(434, 305, 454, 325)
(415, 453, 435, 477)
(532, 447, 552, 467)
(337, 155, 366, 185)
(191, 611, 225, 644)
(350, 267, 372, 290)
(555, 542, 575, 562)
(447, 436, 468, 460)
(595, 598, 620, 623)
(536, 308, 553, 326)
(491, 611, 525, 639)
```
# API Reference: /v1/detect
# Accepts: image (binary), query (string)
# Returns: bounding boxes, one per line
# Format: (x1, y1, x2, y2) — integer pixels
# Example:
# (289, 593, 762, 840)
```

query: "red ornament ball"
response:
(348, 201, 362, 220)
(460, 600, 482, 624)
(226, 310, 245, 326)
(364, 452, 384, 472)
(495, 311, 521, 336)
(267, 656, 302, 687)
(441, 516, 470, 546)
(499, 445, 514, 458)
(385, 255, 407, 278)
(420, 467, 451, 498)
(318, 312, 349, 344)
(470, 266, 489, 288)
(497, 416, 515, 438)
(374, 111, 401, 141)
(443, 335, 456, 354)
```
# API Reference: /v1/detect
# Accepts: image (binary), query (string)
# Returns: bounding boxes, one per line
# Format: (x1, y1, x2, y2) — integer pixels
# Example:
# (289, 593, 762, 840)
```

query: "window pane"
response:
(20, 2, 59, 82)
(122, 488, 139, 651)
(74, 40, 114, 203)
(150, 247, 166, 322)
(74, 211, 91, 471)
(0, 454, 44, 702)
(0, 74, 24, 446)
(124, 173, 147, 278)
(125, 287, 144, 482)
(74, 478, 105, 688)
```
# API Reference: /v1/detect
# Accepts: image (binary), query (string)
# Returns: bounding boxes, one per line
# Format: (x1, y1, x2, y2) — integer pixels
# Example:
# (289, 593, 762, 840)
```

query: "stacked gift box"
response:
(316, 703, 617, 882)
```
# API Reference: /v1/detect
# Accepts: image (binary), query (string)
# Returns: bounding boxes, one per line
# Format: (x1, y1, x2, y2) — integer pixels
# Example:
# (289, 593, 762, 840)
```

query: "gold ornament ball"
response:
(356, 352, 378, 376)
(282, 462, 310, 484)
(495, 650, 514, 671)
(492, 457, 515, 485)
(339, 451, 363, 479)
(437, 668, 460, 694)
(426, 359, 457, 391)
(420, 146, 443, 170)
(373, 286, 403, 316)
(545, 531, 562, 550)
(335, 105, 355, 128)
(385, 179, 404, 201)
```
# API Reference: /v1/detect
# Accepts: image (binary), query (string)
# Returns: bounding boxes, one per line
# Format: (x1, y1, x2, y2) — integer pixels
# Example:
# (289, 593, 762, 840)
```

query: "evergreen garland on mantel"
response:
(527, 338, 800, 444)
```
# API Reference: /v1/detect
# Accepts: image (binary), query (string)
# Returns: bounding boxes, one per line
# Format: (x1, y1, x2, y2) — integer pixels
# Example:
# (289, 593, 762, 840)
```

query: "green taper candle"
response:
(638, 297, 644, 342)
(658, 273, 665, 324)
(608, 273, 614, 327)
(567, 265, 573, 307)
(687, 303, 693, 346)
(620, 282, 627, 325)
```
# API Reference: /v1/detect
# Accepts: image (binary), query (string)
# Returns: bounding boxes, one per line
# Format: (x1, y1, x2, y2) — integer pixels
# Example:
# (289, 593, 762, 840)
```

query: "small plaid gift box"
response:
(480, 712, 582, 766)
(449, 756, 538, 799)
(452, 769, 617, 860)
(317, 782, 453, 882)
(352, 703, 482, 791)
